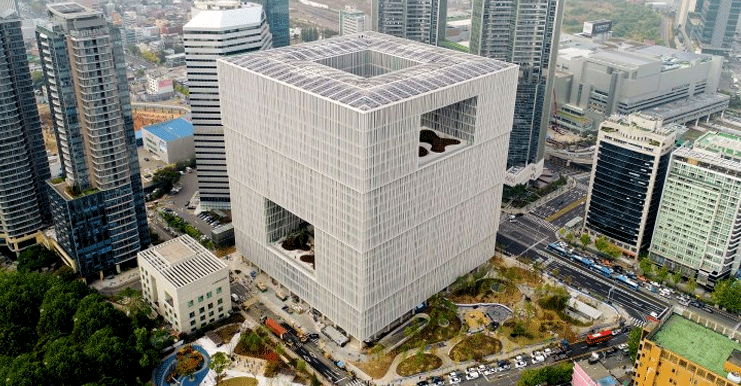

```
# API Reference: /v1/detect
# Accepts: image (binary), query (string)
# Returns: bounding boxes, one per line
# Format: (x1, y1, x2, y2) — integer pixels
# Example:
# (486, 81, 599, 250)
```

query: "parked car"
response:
(543, 348, 552, 356)
(465, 372, 479, 381)
(515, 360, 527, 369)
(449, 376, 461, 385)
(704, 306, 715, 314)
(416, 381, 429, 386)
(430, 376, 444, 386)
(484, 368, 497, 376)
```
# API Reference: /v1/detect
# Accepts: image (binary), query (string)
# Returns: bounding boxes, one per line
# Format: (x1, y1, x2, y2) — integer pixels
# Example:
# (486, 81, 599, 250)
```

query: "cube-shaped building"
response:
(218, 32, 518, 340)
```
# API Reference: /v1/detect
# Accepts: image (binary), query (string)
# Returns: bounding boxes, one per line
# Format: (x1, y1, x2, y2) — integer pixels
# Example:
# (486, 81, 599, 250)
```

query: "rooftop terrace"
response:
(652, 314, 741, 377)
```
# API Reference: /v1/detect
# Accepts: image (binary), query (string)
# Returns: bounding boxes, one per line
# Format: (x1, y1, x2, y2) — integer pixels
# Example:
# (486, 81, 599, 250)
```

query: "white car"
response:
(467, 367, 477, 374)
(543, 348, 552, 356)
(465, 372, 479, 381)
(515, 360, 527, 369)
(483, 368, 497, 376)
(618, 343, 628, 350)
(478, 365, 487, 372)
(449, 372, 459, 378)
(449, 377, 461, 385)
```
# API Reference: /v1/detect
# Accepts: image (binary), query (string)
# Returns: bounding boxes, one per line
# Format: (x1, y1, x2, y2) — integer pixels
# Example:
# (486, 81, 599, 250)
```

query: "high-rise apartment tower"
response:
(583, 113, 676, 257)
(37, 2, 150, 277)
(0, 0, 52, 253)
(339, 6, 367, 36)
(470, 0, 564, 184)
(371, 0, 447, 45)
(185, 1, 272, 210)
(651, 130, 741, 287)
(218, 33, 518, 340)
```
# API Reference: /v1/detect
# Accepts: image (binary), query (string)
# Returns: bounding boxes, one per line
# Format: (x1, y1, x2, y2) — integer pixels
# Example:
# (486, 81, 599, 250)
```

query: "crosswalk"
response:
(626, 317, 648, 328)
(524, 214, 559, 232)
(340, 379, 368, 386)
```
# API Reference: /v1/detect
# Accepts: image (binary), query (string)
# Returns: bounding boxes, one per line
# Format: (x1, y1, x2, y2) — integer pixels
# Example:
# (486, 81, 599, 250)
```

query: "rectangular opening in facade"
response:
(265, 198, 315, 271)
(315, 50, 422, 78)
(418, 97, 477, 164)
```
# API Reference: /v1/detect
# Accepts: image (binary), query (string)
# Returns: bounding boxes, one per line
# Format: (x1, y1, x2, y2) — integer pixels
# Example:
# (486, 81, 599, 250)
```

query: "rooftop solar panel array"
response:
(222, 32, 515, 111)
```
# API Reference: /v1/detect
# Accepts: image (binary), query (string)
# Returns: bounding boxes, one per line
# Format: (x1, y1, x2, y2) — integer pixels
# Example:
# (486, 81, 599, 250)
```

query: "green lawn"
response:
(652, 315, 741, 377)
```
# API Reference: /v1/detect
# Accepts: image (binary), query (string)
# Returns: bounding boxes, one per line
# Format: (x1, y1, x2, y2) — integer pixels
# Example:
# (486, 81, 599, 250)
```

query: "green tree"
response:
(687, 277, 697, 294)
(152, 166, 181, 196)
(31, 70, 45, 89)
(671, 271, 682, 288)
(127, 44, 140, 55)
(310, 373, 321, 386)
(657, 265, 669, 284)
(639, 258, 653, 276)
(322, 28, 337, 38)
(72, 293, 133, 343)
(627, 327, 642, 361)
(594, 236, 608, 252)
(517, 362, 573, 386)
(2, 354, 49, 386)
(565, 232, 574, 245)
(209, 351, 231, 384)
(296, 359, 307, 372)
(712, 278, 741, 313)
(579, 233, 591, 248)
(44, 336, 91, 385)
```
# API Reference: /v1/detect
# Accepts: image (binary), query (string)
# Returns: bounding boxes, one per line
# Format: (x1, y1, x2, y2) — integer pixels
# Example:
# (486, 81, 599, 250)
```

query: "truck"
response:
(322, 325, 349, 347)
(265, 318, 287, 340)
(275, 290, 288, 301)
(256, 281, 268, 292)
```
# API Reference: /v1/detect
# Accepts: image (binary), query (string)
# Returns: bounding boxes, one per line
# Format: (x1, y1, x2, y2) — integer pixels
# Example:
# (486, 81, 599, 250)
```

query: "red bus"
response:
(586, 330, 613, 345)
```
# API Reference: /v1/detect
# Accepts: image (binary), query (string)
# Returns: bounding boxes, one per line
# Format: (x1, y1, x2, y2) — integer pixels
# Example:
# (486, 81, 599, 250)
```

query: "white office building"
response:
(218, 32, 518, 340)
(184, 1, 272, 210)
(138, 235, 231, 334)
(339, 6, 367, 35)
(651, 130, 741, 287)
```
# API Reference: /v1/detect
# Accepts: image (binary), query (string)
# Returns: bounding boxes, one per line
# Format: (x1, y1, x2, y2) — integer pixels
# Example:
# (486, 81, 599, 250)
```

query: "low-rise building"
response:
(138, 235, 231, 334)
(572, 358, 620, 386)
(635, 312, 741, 386)
(142, 118, 194, 164)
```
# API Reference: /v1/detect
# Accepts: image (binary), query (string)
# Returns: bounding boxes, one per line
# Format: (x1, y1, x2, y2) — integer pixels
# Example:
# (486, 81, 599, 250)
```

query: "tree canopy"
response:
(712, 278, 741, 313)
(0, 271, 171, 386)
(517, 362, 573, 386)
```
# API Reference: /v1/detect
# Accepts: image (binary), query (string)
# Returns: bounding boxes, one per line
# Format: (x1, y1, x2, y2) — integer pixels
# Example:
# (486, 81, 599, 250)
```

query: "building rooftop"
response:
(143, 118, 193, 142)
(47, 2, 99, 18)
(138, 235, 226, 288)
(219, 31, 516, 112)
(652, 314, 741, 378)
(694, 130, 741, 155)
(184, 2, 263, 31)
(576, 359, 619, 386)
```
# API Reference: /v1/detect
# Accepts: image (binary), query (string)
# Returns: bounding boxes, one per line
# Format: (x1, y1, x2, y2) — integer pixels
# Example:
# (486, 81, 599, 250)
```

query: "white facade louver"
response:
(218, 32, 519, 340)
